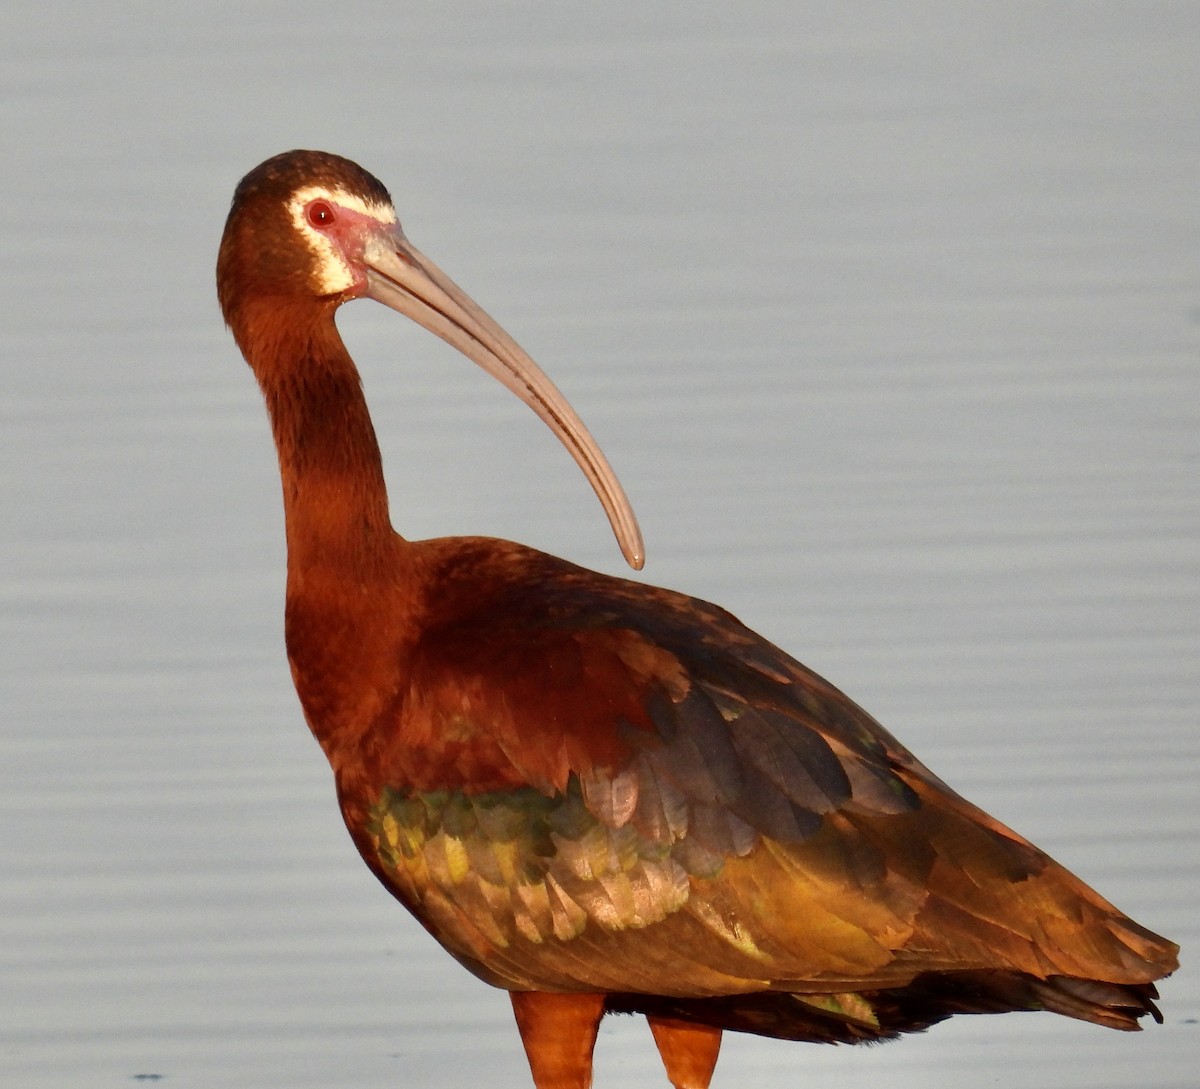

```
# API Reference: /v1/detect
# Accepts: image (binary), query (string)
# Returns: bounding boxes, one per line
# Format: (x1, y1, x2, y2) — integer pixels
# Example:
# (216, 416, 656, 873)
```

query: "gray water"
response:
(2, 3, 1196, 1086)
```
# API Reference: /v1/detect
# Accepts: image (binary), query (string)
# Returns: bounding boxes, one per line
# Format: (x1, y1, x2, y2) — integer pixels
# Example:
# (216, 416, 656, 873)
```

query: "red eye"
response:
(307, 201, 335, 228)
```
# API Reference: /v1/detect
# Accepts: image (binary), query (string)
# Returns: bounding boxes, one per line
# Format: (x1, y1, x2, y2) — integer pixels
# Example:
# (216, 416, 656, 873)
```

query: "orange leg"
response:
(510, 991, 606, 1089)
(648, 1015, 722, 1089)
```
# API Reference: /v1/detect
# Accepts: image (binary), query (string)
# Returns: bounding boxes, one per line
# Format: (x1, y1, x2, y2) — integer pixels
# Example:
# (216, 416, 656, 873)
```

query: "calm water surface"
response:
(2, 4, 1196, 1086)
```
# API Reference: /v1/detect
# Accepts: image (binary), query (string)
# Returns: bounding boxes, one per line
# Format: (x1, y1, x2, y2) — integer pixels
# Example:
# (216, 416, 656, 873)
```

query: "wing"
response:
(353, 543, 1174, 1008)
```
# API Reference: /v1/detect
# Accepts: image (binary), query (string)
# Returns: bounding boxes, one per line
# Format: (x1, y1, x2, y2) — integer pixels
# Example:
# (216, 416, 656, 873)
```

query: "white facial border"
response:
(286, 185, 398, 294)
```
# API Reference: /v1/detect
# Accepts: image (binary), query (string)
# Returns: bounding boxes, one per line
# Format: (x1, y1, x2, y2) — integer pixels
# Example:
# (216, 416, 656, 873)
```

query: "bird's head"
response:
(217, 150, 644, 569)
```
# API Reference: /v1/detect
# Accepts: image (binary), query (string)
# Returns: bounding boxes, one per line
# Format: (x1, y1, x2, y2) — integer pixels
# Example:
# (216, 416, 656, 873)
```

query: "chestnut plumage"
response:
(218, 150, 1177, 1089)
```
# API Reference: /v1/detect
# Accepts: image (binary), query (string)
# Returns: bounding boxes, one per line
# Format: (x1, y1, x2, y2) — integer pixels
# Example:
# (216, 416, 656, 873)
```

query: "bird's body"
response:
(218, 150, 1177, 1089)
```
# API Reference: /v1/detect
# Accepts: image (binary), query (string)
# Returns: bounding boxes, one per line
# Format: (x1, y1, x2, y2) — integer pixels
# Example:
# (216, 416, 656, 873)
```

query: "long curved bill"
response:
(361, 227, 644, 570)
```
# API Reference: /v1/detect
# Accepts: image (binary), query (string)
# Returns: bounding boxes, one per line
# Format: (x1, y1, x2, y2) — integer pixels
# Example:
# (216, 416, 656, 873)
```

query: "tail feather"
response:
(1031, 975, 1164, 1030)
(608, 967, 1171, 1045)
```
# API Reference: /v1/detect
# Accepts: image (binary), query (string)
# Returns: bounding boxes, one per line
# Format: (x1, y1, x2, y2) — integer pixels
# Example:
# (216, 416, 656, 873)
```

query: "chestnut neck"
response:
(235, 298, 398, 582)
